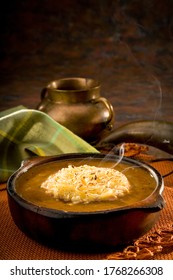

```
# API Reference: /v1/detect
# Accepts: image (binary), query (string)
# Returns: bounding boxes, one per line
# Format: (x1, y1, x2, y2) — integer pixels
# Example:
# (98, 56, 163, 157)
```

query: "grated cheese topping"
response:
(40, 164, 131, 204)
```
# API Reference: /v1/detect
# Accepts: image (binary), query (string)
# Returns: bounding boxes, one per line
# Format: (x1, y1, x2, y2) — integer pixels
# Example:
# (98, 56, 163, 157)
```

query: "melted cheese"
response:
(40, 164, 131, 204)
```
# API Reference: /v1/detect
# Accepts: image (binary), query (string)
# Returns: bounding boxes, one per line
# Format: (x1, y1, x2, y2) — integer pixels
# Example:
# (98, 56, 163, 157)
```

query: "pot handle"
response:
(40, 87, 48, 100)
(94, 97, 114, 127)
(142, 194, 165, 211)
(155, 194, 165, 210)
(133, 193, 165, 212)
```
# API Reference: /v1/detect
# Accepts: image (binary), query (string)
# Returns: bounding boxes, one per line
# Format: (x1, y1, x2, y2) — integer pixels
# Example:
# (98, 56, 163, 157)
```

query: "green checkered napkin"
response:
(0, 106, 98, 182)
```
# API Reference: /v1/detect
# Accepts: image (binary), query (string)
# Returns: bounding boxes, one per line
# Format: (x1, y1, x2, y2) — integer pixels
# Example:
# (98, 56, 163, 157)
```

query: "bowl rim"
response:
(7, 153, 164, 217)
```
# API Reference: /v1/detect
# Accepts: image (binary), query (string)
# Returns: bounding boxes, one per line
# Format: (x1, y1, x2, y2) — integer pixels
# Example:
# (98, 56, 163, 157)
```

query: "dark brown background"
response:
(0, 0, 173, 127)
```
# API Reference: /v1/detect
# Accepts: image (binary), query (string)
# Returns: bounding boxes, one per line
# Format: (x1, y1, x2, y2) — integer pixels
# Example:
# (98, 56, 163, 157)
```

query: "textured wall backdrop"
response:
(0, 0, 173, 124)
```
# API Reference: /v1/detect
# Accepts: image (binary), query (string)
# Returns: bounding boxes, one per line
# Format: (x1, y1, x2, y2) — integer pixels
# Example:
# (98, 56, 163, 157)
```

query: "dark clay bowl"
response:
(7, 153, 164, 251)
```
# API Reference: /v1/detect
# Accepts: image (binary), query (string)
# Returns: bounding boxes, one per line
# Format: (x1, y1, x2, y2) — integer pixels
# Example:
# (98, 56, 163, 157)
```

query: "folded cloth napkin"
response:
(0, 106, 98, 182)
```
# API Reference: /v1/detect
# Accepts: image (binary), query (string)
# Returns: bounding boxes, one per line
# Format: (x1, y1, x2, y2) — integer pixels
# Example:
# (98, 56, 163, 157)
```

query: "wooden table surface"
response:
(0, 1, 173, 126)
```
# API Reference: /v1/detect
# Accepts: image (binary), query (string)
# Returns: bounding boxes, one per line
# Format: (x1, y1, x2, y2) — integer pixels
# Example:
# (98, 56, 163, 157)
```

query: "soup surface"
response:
(15, 158, 157, 212)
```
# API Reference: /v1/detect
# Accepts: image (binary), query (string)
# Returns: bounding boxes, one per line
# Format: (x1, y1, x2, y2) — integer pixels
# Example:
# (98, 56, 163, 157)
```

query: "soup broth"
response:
(15, 158, 157, 212)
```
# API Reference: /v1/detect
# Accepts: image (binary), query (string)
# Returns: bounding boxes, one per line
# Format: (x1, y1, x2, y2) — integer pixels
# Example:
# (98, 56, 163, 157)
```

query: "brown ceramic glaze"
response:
(37, 77, 114, 143)
(7, 153, 164, 251)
